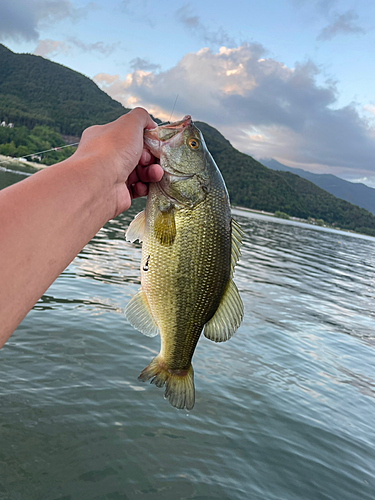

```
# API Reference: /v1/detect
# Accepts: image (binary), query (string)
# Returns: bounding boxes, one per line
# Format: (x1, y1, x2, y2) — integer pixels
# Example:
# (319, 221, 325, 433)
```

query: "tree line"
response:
(0, 125, 76, 165)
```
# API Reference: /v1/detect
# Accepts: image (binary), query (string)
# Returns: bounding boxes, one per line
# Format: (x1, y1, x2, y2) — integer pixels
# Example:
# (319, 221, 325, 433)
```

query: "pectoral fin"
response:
(125, 290, 159, 337)
(203, 279, 243, 342)
(154, 208, 176, 246)
(125, 210, 146, 243)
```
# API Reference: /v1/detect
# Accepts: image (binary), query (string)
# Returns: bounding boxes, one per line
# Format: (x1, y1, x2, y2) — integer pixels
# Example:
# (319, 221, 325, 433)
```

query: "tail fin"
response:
(139, 356, 195, 410)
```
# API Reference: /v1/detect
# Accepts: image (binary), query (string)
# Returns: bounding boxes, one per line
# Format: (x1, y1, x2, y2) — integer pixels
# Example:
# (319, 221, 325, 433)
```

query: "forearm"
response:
(0, 155, 112, 345)
(0, 108, 162, 348)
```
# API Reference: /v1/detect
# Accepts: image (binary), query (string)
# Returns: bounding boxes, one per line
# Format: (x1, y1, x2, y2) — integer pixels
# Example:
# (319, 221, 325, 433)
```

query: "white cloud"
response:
(0, 0, 96, 42)
(93, 44, 375, 176)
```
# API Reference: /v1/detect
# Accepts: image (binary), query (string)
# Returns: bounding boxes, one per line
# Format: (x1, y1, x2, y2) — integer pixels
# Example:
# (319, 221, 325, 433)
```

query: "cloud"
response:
(67, 37, 120, 55)
(130, 57, 161, 72)
(317, 9, 366, 40)
(93, 44, 375, 178)
(291, 2, 366, 42)
(0, 0, 38, 41)
(364, 104, 375, 118)
(33, 37, 119, 58)
(33, 39, 69, 57)
(175, 5, 236, 47)
(0, 0, 95, 42)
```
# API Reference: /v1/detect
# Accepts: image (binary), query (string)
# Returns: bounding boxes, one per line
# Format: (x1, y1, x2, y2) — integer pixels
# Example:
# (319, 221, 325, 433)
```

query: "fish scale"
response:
(126, 116, 243, 410)
(143, 182, 230, 368)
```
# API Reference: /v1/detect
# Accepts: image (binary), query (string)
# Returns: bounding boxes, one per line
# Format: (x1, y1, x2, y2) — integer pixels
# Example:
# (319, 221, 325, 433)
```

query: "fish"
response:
(125, 115, 243, 410)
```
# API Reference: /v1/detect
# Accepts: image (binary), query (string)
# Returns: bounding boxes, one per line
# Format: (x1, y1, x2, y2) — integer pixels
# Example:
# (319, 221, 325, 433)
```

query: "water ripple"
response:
(1, 206, 375, 499)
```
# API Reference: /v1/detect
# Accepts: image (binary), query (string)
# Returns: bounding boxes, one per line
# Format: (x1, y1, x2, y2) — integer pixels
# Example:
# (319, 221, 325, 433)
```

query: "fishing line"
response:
(0, 142, 79, 168)
(19, 142, 79, 159)
(169, 94, 179, 122)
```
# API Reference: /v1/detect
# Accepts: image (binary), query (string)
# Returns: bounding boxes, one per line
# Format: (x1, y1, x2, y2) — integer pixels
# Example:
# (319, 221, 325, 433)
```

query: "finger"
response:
(137, 163, 164, 183)
(129, 107, 157, 131)
(139, 148, 154, 166)
(127, 162, 163, 186)
(130, 181, 148, 199)
(127, 169, 139, 187)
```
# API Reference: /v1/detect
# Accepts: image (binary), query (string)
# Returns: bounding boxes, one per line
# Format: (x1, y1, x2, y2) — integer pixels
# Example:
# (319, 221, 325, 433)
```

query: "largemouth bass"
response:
(125, 116, 243, 410)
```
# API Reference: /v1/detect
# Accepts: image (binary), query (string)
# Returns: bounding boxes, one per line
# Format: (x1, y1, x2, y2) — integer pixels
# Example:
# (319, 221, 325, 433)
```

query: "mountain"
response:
(195, 122, 307, 215)
(1, 43, 375, 236)
(0, 43, 129, 135)
(261, 158, 375, 216)
(196, 123, 375, 235)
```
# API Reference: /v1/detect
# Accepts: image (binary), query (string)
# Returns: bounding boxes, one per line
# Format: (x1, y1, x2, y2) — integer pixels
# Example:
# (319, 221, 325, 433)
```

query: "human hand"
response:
(75, 107, 163, 219)
(0, 109, 164, 342)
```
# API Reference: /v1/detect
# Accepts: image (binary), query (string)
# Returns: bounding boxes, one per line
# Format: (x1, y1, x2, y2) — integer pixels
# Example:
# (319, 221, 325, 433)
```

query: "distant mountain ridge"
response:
(2, 43, 375, 236)
(196, 122, 375, 235)
(261, 158, 375, 215)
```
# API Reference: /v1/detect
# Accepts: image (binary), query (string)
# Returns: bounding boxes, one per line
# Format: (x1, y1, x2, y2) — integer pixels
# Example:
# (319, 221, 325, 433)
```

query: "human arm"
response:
(0, 108, 163, 347)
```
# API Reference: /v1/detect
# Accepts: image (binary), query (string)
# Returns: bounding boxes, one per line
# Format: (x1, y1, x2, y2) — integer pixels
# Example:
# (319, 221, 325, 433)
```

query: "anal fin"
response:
(203, 278, 243, 342)
(125, 290, 159, 337)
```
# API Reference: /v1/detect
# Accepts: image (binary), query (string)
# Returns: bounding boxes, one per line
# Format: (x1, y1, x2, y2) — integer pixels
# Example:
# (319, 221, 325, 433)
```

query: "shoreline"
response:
(0, 154, 46, 170)
(232, 205, 375, 238)
(0, 161, 373, 239)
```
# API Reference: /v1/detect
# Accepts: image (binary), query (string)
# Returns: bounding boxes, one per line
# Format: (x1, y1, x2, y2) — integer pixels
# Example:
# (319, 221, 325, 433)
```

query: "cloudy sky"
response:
(1, 0, 375, 186)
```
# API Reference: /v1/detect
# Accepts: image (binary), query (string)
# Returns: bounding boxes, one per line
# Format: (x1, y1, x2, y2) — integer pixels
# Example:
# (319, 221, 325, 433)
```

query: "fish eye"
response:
(188, 137, 200, 150)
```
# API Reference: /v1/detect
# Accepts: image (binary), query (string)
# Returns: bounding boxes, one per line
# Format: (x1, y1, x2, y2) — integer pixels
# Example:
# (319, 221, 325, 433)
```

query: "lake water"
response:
(1, 167, 375, 500)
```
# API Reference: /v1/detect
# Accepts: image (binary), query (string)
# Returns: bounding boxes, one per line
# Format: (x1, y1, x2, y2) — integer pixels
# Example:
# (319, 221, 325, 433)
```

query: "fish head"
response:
(145, 116, 210, 207)
(144, 116, 208, 176)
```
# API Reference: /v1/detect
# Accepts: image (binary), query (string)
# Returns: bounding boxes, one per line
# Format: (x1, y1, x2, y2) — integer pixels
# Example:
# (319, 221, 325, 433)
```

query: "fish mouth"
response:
(144, 115, 192, 159)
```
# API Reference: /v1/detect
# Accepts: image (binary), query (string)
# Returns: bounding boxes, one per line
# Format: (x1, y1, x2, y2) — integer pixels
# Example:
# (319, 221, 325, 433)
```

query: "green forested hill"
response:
(196, 121, 375, 235)
(0, 44, 128, 135)
(1, 43, 375, 235)
(196, 122, 307, 215)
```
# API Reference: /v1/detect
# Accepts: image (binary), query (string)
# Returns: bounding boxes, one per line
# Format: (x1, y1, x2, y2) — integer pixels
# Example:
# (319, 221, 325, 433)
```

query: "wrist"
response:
(62, 151, 117, 224)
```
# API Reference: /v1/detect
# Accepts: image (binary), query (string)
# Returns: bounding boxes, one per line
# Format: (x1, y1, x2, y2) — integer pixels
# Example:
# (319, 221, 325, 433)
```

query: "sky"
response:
(1, 0, 375, 186)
